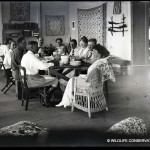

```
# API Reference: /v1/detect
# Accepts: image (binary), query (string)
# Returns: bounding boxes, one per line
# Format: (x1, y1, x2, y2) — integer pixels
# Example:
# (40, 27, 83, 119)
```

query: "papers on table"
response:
(41, 75, 55, 80)
(79, 74, 87, 79)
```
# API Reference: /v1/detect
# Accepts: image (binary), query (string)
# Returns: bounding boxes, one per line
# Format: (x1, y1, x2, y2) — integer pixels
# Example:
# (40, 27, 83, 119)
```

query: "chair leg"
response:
(4, 83, 13, 94)
(25, 90, 29, 111)
(104, 81, 109, 99)
(22, 99, 24, 106)
(106, 106, 108, 111)
(1, 86, 6, 92)
(39, 89, 41, 101)
(88, 111, 91, 118)
(1, 81, 10, 92)
(22, 87, 25, 106)
(21, 85, 23, 101)
(71, 103, 74, 112)
(87, 97, 91, 118)
(43, 87, 48, 108)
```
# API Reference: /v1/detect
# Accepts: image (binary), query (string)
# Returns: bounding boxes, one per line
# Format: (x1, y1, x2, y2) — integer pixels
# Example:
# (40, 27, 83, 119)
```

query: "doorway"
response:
(132, 1, 149, 65)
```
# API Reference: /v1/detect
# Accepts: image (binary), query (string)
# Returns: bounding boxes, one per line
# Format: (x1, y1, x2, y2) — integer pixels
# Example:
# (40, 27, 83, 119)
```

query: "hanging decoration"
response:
(108, 14, 128, 36)
(77, 3, 107, 46)
(113, 1, 121, 14)
(10, 2, 30, 21)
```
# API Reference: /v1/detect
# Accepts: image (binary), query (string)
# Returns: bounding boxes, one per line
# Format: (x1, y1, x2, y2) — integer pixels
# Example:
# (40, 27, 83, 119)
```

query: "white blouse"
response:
(21, 51, 54, 75)
(3, 49, 13, 69)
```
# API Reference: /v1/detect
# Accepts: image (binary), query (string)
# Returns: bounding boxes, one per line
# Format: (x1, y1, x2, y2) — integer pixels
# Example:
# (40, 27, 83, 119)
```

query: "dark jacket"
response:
(11, 47, 24, 71)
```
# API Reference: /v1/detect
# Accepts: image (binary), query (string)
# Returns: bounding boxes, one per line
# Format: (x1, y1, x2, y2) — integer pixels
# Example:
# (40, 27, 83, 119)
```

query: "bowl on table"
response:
(44, 56, 54, 62)
(70, 60, 81, 66)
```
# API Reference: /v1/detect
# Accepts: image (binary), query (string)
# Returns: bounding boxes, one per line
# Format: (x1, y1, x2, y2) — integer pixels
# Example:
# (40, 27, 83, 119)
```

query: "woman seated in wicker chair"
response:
(56, 57, 115, 110)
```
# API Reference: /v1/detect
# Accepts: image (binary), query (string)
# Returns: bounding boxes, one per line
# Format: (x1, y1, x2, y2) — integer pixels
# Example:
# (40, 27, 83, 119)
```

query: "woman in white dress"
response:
(56, 57, 115, 108)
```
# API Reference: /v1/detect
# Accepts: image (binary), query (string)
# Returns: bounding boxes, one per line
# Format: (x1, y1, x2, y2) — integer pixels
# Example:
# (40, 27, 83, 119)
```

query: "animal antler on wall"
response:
(108, 14, 128, 36)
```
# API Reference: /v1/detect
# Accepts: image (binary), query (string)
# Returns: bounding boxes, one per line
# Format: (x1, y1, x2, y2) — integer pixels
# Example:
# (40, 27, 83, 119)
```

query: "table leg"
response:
(49, 68, 69, 81)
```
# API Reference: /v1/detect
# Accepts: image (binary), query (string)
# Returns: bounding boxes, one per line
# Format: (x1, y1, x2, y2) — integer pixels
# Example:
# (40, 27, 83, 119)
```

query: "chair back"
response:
(86, 68, 102, 86)
(87, 58, 115, 83)
(18, 65, 28, 89)
(75, 68, 102, 92)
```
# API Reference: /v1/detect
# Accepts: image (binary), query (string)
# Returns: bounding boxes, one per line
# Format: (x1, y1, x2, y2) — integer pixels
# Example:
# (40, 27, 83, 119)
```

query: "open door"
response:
(132, 1, 149, 65)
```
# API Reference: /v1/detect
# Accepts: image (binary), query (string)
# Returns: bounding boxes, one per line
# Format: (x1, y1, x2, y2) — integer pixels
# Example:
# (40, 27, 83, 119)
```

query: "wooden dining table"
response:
(48, 62, 90, 81)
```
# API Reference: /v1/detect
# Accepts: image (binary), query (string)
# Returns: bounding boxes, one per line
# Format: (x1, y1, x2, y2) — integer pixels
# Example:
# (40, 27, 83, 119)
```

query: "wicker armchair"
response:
(71, 68, 108, 118)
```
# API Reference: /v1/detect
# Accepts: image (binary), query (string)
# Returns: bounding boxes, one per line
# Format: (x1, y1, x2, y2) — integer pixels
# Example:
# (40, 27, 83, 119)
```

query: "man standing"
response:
(11, 37, 26, 100)
(21, 41, 58, 107)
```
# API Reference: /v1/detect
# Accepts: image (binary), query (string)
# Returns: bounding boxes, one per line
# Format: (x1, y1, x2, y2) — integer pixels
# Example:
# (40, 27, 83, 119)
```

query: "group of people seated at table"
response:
(0, 35, 111, 108)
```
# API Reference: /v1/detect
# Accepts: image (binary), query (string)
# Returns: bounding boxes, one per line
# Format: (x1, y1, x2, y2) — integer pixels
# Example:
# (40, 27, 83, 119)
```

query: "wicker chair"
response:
(71, 68, 108, 118)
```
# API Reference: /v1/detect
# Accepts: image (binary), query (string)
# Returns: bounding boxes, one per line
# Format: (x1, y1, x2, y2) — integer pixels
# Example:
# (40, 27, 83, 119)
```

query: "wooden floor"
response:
(1, 66, 150, 147)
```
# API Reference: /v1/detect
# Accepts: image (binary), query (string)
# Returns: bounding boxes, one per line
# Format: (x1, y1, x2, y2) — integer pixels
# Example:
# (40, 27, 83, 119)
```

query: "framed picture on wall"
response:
(45, 15, 65, 36)
(10, 2, 30, 21)
(113, 1, 121, 14)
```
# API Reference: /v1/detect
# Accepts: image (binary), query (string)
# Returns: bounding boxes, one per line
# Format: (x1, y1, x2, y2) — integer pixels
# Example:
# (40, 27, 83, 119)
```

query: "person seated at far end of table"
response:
(55, 38, 68, 56)
(37, 36, 45, 57)
(21, 41, 59, 107)
(75, 36, 89, 61)
(68, 39, 80, 59)
(36, 36, 47, 75)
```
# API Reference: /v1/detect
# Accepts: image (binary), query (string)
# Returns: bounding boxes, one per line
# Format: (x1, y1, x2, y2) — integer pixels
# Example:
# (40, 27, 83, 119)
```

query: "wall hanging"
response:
(108, 14, 128, 36)
(10, 2, 30, 21)
(113, 1, 121, 14)
(45, 15, 65, 36)
(77, 3, 107, 46)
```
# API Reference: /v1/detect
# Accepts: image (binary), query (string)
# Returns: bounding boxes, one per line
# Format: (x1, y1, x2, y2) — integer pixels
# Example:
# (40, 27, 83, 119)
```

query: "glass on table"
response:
(59, 60, 63, 66)
(53, 51, 57, 57)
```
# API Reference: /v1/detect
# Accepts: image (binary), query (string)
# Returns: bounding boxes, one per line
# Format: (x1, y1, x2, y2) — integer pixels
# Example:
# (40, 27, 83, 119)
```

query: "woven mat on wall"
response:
(77, 3, 107, 46)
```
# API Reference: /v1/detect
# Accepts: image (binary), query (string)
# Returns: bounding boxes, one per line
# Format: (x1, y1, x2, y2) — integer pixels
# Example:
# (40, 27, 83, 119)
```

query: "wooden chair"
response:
(71, 68, 108, 118)
(1, 62, 15, 94)
(18, 66, 49, 111)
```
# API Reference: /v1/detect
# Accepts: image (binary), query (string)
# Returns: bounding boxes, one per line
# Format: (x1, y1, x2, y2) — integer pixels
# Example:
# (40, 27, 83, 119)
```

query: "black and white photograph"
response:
(0, 0, 149, 147)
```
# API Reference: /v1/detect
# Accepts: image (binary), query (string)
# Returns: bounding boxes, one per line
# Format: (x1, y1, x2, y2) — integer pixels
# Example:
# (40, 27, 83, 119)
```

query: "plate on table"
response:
(70, 60, 81, 66)
(44, 56, 54, 62)
(79, 74, 87, 78)
(41, 60, 47, 63)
